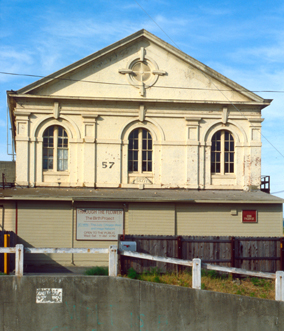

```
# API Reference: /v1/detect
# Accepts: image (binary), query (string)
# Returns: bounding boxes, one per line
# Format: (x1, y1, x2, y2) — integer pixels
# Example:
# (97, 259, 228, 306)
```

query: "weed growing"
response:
(123, 268, 275, 300)
(84, 266, 108, 276)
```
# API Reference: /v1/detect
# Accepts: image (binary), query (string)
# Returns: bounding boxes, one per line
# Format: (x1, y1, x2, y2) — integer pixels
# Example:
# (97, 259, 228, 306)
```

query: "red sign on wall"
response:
(242, 210, 257, 223)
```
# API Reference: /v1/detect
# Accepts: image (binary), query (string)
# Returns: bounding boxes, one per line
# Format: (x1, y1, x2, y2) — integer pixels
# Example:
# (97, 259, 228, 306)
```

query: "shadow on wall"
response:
(12, 235, 76, 274)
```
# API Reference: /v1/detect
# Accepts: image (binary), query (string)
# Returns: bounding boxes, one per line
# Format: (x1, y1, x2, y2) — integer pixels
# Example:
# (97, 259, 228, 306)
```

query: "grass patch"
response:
(123, 268, 275, 300)
(84, 266, 108, 276)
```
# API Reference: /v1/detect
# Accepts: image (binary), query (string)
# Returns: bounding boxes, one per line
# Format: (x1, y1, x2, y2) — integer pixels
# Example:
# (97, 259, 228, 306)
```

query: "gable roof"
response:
(13, 29, 269, 104)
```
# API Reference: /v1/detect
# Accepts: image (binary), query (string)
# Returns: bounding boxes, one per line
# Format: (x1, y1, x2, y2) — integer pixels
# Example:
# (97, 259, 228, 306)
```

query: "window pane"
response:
(225, 163, 228, 173)
(148, 139, 152, 150)
(63, 160, 68, 171)
(134, 151, 138, 161)
(216, 163, 220, 173)
(133, 161, 138, 171)
(142, 151, 146, 161)
(148, 151, 152, 161)
(143, 140, 146, 149)
(230, 164, 234, 173)
(148, 162, 152, 172)
(225, 142, 229, 151)
(48, 159, 53, 170)
(134, 139, 138, 149)
(230, 153, 234, 162)
(230, 142, 234, 151)
(58, 159, 63, 171)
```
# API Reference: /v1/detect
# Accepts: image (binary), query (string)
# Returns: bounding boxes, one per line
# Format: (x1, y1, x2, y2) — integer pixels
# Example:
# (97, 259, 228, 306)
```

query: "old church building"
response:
(1, 29, 282, 267)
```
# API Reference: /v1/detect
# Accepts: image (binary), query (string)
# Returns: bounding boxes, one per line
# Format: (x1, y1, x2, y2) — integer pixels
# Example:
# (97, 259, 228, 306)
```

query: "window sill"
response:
(211, 174, 236, 179)
(43, 171, 70, 176)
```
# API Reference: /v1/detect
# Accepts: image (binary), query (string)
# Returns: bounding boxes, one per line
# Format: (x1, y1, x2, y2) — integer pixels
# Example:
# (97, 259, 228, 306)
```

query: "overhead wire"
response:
(133, 0, 284, 159)
(2, 3, 284, 161)
(1, 71, 284, 93)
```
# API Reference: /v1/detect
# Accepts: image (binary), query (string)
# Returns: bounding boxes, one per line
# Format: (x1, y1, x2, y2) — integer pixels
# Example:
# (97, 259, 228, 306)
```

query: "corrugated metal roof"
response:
(0, 187, 282, 204)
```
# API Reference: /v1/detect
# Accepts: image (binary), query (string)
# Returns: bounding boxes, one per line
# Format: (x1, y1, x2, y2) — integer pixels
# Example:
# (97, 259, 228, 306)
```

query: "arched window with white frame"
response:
(211, 130, 234, 174)
(43, 125, 68, 171)
(128, 128, 153, 173)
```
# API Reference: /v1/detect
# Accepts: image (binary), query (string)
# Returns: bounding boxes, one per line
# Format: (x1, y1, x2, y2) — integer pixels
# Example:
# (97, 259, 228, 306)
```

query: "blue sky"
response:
(1, 0, 284, 199)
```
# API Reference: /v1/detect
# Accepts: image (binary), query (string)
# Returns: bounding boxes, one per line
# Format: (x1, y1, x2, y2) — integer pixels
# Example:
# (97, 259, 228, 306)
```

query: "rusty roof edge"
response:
(0, 195, 283, 204)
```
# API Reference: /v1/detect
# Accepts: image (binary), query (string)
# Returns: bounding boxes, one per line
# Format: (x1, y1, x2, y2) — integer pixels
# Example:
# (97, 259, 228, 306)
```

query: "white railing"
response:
(0, 244, 118, 277)
(120, 250, 284, 301)
(1, 245, 283, 301)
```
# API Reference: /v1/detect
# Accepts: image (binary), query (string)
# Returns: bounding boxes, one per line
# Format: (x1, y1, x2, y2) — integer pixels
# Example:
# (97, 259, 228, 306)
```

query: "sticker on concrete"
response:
(36, 288, 62, 303)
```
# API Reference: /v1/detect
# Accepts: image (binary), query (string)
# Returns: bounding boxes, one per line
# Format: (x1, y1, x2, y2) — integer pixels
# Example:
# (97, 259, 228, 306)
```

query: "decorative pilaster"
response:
(185, 117, 201, 188)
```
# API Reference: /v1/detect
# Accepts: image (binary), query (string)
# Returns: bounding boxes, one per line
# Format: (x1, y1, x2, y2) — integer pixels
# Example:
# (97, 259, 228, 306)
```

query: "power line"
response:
(272, 191, 284, 194)
(133, 0, 284, 160)
(1, 71, 284, 93)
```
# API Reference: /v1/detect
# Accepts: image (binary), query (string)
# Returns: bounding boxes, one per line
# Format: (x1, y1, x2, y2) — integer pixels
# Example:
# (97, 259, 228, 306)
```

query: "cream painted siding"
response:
(177, 203, 283, 236)
(128, 203, 175, 235)
(17, 201, 72, 265)
(2, 202, 16, 232)
(72, 202, 124, 266)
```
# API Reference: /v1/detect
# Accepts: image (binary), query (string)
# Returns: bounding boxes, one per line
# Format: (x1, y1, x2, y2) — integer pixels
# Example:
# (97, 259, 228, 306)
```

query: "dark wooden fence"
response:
(119, 235, 284, 274)
(0, 231, 17, 272)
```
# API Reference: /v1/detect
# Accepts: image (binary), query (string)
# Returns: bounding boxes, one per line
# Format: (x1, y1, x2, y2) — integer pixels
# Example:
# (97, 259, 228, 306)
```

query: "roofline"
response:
(6, 92, 271, 108)
(0, 196, 282, 204)
(13, 29, 265, 104)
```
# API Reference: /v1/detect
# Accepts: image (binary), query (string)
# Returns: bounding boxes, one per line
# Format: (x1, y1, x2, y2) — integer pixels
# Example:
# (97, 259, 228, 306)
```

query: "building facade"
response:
(1, 30, 282, 267)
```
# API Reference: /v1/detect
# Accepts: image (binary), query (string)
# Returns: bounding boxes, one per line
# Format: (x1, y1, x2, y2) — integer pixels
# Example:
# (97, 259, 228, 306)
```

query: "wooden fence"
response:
(0, 231, 17, 272)
(119, 235, 284, 274)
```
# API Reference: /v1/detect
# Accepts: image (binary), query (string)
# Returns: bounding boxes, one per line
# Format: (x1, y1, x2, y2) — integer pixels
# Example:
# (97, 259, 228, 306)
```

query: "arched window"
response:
(211, 130, 234, 174)
(43, 125, 68, 171)
(128, 128, 152, 173)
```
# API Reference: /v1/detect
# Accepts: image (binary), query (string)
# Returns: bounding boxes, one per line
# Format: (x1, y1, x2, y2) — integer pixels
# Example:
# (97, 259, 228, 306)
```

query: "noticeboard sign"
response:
(242, 210, 257, 223)
(76, 208, 123, 240)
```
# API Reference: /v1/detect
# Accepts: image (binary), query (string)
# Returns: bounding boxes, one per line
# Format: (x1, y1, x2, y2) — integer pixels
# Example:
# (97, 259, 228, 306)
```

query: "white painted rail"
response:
(24, 248, 109, 254)
(0, 245, 117, 277)
(119, 250, 281, 300)
(120, 250, 193, 267)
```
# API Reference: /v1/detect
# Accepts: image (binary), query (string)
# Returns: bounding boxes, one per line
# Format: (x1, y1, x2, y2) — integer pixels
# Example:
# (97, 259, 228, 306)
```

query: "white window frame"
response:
(43, 125, 68, 172)
(211, 130, 234, 175)
(128, 128, 153, 174)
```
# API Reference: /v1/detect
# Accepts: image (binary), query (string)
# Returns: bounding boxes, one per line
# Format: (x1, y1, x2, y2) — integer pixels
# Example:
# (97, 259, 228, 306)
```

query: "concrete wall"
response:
(0, 276, 283, 331)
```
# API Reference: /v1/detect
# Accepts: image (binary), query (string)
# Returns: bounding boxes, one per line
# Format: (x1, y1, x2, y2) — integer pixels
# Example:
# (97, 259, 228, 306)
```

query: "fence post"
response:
(275, 271, 284, 301)
(15, 244, 24, 277)
(4, 234, 10, 275)
(280, 238, 284, 270)
(230, 237, 235, 268)
(192, 258, 201, 289)
(177, 236, 182, 273)
(109, 245, 117, 277)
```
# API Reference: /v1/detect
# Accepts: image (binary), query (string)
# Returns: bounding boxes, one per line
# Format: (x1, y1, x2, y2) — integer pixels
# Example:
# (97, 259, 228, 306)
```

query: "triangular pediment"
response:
(14, 29, 267, 105)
